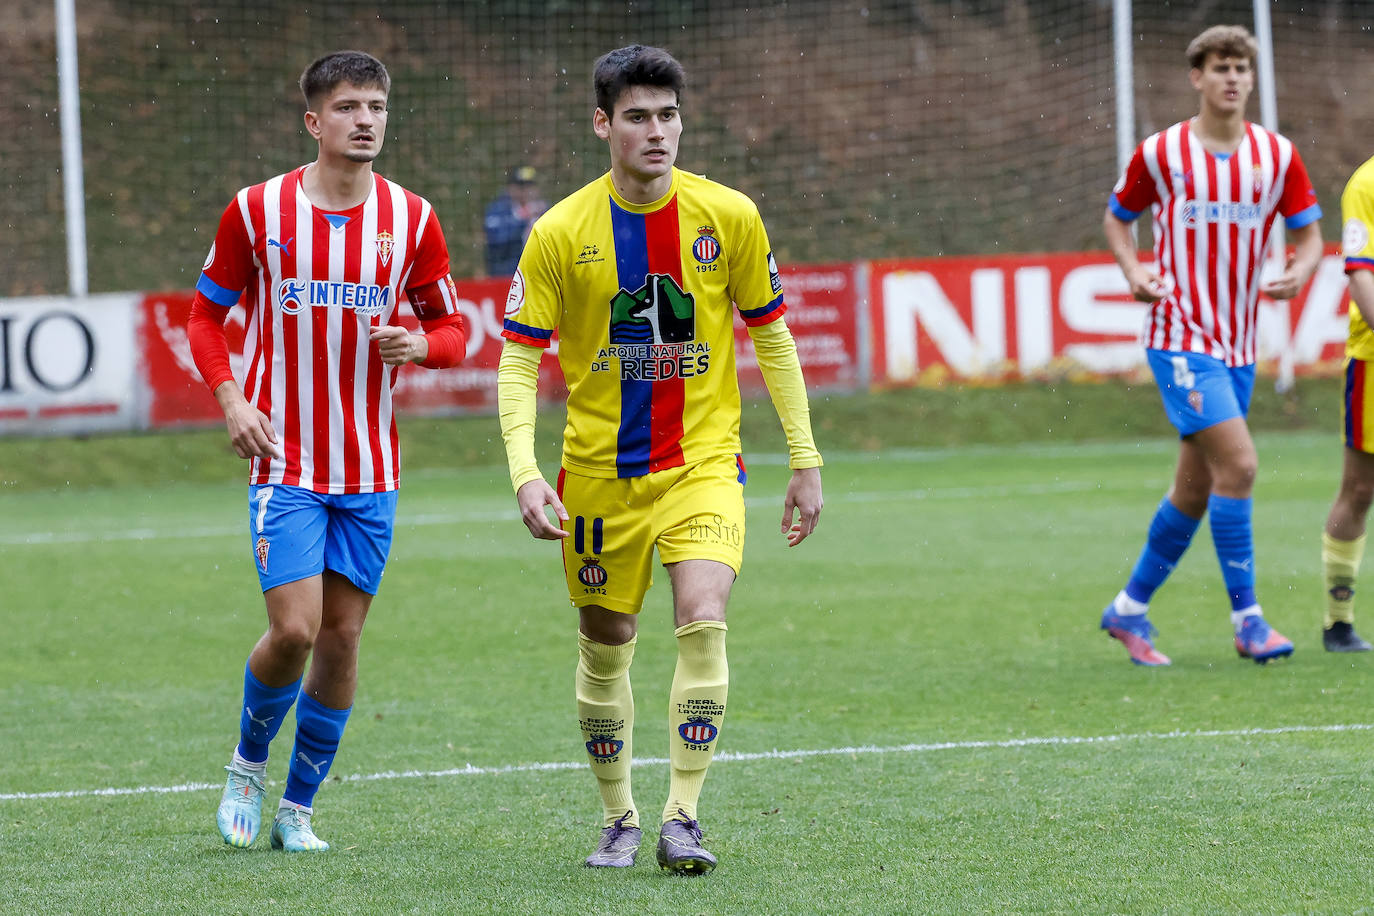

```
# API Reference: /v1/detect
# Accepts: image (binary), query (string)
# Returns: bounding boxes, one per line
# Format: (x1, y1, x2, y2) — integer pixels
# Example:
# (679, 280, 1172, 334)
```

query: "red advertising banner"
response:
(140, 278, 566, 428)
(868, 246, 1351, 385)
(735, 263, 860, 392)
(387, 277, 567, 414)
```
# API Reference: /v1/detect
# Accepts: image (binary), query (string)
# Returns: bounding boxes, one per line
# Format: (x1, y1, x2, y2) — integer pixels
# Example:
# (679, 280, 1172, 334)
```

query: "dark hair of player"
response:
(1186, 25, 1259, 70)
(299, 51, 391, 110)
(593, 45, 686, 121)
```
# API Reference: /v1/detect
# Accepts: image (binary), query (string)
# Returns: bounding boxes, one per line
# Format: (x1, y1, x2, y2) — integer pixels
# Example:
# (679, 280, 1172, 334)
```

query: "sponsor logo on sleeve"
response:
(767, 251, 782, 294)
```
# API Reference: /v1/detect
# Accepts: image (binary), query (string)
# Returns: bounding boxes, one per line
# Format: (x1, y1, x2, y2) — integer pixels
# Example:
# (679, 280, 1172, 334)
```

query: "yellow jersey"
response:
(1343, 155, 1374, 360)
(501, 168, 785, 478)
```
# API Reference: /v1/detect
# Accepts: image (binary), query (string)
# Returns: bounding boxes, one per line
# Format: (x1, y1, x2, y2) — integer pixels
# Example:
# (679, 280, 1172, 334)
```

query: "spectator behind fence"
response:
(484, 164, 546, 278)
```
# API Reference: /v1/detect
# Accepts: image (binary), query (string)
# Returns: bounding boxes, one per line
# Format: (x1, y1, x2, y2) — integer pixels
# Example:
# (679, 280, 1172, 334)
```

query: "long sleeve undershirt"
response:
(748, 316, 822, 469)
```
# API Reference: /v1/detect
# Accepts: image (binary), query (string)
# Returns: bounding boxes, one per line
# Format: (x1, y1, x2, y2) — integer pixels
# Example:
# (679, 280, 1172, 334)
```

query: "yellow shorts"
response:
(556, 453, 747, 614)
(1343, 356, 1374, 453)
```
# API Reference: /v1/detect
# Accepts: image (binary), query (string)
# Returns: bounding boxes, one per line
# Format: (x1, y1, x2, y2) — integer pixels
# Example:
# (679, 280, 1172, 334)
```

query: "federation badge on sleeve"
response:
(1344, 218, 1371, 257)
(505, 270, 525, 319)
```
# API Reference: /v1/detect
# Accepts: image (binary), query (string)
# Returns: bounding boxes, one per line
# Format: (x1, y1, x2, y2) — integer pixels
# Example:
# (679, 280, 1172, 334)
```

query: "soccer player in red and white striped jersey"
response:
(189, 51, 467, 853)
(1099, 25, 1323, 667)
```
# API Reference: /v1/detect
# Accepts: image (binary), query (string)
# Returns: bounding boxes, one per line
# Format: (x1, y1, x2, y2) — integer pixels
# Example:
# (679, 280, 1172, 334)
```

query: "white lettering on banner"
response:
(785, 271, 849, 293)
(785, 305, 842, 325)
(1014, 267, 1052, 372)
(0, 294, 139, 434)
(1059, 264, 1149, 372)
(393, 366, 498, 393)
(880, 254, 1351, 380)
(882, 269, 1007, 379)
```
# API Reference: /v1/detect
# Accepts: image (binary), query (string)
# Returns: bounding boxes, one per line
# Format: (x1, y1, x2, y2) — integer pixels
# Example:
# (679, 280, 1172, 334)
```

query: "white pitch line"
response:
(3, 722, 1370, 802)
(0, 478, 1159, 547)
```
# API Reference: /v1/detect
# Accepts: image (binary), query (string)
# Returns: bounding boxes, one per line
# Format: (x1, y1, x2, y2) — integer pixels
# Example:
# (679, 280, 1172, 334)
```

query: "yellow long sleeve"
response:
(497, 340, 545, 492)
(748, 317, 823, 469)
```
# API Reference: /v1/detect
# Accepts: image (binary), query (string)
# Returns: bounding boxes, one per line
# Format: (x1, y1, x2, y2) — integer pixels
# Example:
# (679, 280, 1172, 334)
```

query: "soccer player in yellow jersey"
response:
(1321, 154, 1374, 653)
(497, 45, 823, 874)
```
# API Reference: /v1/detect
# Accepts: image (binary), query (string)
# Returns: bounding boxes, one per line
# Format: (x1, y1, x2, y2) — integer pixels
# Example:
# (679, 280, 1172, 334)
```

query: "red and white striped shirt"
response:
(194, 166, 459, 493)
(1109, 120, 1321, 366)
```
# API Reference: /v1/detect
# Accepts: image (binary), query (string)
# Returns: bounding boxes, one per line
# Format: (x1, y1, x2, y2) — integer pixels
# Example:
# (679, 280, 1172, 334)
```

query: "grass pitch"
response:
(3, 386, 1374, 913)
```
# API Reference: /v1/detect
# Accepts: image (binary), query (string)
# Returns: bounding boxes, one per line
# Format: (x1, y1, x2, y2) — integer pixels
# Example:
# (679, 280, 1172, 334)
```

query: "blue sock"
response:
(236, 663, 300, 764)
(1123, 498, 1202, 605)
(1209, 494, 1257, 611)
(283, 693, 352, 808)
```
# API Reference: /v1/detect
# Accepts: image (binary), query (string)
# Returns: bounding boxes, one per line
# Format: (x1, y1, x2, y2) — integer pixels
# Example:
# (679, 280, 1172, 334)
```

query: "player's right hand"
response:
(516, 478, 570, 540)
(1127, 266, 1172, 303)
(223, 400, 281, 460)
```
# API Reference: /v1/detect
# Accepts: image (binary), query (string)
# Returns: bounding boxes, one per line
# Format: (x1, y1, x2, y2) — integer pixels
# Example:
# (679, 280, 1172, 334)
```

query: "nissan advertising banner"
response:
(869, 247, 1350, 384)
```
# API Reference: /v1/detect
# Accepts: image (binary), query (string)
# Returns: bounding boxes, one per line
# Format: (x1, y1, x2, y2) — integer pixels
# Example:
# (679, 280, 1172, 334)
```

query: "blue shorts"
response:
(247, 485, 399, 595)
(1145, 348, 1255, 437)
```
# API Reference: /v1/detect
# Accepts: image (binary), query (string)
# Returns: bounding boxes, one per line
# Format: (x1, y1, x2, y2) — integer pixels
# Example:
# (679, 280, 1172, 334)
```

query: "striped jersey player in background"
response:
(1319, 154, 1374, 653)
(188, 51, 467, 852)
(497, 45, 823, 873)
(1099, 25, 1323, 666)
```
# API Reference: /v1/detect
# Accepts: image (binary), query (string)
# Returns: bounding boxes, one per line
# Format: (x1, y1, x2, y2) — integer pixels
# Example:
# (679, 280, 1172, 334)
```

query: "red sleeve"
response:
(417, 313, 468, 369)
(1110, 142, 1158, 216)
(1279, 149, 1320, 219)
(407, 208, 452, 289)
(408, 275, 467, 369)
(187, 296, 235, 392)
(198, 197, 256, 305)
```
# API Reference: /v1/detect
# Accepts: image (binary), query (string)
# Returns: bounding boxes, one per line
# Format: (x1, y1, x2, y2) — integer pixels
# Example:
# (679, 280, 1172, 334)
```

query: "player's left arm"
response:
(729, 206, 823, 545)
(1262, 150, 1325, 300)
(1261, 221, 1324, 300)
(373, 208, 468, 367)
(748, 318, 824, 546)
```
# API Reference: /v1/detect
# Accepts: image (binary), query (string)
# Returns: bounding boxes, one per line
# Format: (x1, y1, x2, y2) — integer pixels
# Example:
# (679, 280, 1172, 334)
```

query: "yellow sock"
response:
(663, 620, 728, 824)
(576, 633, 638, 828)
(1323, 532, 1365, 628)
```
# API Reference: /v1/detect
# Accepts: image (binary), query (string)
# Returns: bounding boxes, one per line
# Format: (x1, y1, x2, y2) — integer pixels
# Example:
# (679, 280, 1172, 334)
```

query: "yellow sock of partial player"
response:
(576, 633, 638, 828)
(663, 620, 728, 824)
(1323, 532, 1365, 628)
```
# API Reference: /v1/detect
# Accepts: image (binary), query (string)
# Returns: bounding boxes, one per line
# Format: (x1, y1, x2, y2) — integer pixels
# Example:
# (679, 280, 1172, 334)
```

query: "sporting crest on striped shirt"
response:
(374, 230, 395, 267)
